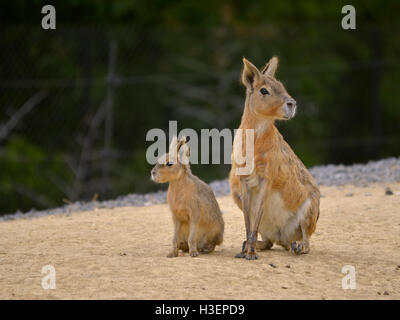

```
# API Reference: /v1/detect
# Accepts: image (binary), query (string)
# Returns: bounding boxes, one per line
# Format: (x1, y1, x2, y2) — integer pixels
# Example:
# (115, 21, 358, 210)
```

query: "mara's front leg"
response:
(188, 217, 199, 257)
(245, 179, 268, 260)
(167, 218, 181, 258)
(235, 176, 251, 258)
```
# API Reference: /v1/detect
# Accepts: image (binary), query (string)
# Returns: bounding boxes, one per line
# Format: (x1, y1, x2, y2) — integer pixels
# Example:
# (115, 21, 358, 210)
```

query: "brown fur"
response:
(151, 136, 224, 257)
(230, 57, 320, 260)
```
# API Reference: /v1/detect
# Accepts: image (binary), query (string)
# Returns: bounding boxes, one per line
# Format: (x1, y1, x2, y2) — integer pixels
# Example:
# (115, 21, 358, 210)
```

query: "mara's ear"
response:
(169, 136, 178, 151)
(176, 136, 187, 152)
(241, 57, 261, 91)
(261, 56, 279, 77)
(177, 136, 190, 165)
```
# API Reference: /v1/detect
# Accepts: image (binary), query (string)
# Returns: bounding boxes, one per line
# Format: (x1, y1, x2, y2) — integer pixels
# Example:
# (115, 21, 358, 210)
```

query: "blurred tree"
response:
(0, 0, 399, 215)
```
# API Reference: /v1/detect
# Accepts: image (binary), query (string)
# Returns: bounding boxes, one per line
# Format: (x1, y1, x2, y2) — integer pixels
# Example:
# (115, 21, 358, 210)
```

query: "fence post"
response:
(102, 40, 118, 198)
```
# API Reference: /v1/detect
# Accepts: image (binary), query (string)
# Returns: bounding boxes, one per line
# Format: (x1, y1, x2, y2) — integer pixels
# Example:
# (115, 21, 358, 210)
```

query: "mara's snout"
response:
(283, 99, 297, 120)
(150, 168, 158, 182)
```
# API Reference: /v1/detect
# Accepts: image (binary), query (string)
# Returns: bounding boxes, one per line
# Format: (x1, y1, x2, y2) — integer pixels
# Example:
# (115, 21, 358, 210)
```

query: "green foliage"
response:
(0, 137, 73, 212)
(1, 0, 400, 214)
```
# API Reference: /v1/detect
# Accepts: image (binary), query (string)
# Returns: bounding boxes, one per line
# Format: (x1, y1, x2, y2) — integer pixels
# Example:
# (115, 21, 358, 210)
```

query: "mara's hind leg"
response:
(240, 238, 273, 252)
(277, 241, 290, 251)
(257, 234, 273, 250)
(256, 240, 273, 250)
(290, 221, 310, 255)
(199, 242, 216, 254)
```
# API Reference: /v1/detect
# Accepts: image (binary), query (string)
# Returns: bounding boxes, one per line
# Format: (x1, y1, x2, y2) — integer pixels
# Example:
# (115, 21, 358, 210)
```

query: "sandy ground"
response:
(0, 183, 399, 300)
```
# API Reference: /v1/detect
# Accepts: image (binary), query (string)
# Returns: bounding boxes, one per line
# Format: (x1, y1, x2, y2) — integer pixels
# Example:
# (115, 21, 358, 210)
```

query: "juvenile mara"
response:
(151, 136, 224, 257)
(230, 56, 320, 260)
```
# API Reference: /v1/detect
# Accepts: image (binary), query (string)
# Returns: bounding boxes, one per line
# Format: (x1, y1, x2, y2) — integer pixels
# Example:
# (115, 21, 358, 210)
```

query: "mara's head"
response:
(241, 56, 296, 120)
(150, 136, 190, 183)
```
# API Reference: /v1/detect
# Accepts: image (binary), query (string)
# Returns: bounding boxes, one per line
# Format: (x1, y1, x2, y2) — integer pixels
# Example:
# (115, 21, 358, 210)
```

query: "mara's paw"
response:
(245, 251, 258, 260)
(235, 240, 248, 258)
(199, 243, 216, 254)
(189, 250, 199, 257)
(235, 251, 246, 259)
(167, 250, 179, 258)
(290, 241, 309, 255)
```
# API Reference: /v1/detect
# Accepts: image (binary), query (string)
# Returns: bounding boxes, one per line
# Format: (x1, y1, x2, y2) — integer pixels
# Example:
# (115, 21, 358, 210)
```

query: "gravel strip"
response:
(1, 157, 399, 221)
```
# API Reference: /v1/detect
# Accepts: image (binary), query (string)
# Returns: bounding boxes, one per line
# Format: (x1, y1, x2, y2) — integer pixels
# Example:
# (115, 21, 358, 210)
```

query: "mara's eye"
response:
(260, 88, 269, 95)
(166, 162, 173, 167)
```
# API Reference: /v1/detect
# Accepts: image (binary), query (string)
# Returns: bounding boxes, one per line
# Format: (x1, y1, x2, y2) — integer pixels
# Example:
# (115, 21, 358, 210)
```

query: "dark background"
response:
(0, 0, 399, 215)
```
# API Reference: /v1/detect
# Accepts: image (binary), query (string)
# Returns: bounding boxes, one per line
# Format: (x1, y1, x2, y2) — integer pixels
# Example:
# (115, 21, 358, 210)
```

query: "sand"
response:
(0, 183, 399, 300)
